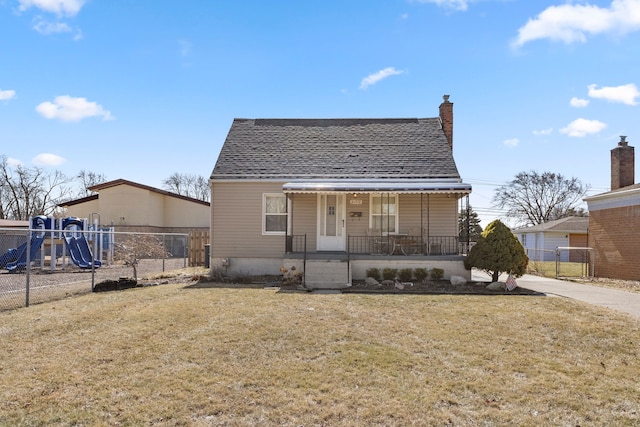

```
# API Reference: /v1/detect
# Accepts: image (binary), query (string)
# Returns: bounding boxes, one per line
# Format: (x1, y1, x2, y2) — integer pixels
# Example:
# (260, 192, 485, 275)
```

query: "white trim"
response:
(369, 193, 399, 234)
(283, 179, 471, 194)
(317, 193, 346, 251)
(262, 193, 288, 236)
(584, 186, 640, 211)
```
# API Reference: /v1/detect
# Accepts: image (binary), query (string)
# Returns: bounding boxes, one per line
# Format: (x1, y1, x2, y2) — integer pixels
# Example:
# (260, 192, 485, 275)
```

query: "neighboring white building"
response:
(512, 217, 589, 262)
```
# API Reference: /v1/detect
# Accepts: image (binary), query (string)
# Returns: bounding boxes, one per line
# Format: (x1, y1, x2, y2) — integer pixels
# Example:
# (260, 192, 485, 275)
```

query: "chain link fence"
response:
(0, 227, 189, 311)
(524, 247, 594, 279)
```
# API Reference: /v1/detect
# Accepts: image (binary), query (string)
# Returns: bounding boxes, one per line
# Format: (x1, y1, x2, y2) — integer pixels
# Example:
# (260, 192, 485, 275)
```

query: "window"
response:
(370, 194, 398, 233)
(263, 193, 287, 234)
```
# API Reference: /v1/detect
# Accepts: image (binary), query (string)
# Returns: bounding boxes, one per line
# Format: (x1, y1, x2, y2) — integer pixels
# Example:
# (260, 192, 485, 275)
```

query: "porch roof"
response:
(282, 179, 471, 194)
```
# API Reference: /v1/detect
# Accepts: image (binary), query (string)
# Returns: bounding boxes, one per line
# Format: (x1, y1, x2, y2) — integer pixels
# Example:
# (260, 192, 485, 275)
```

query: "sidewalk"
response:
(472, 270, 640, 319)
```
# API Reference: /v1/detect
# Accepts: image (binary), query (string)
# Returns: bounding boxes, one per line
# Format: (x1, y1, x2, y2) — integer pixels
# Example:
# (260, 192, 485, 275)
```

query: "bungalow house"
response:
(209, 95, 472, 288)
(512, 216, 589, 262)
(584, 136, 640, 280)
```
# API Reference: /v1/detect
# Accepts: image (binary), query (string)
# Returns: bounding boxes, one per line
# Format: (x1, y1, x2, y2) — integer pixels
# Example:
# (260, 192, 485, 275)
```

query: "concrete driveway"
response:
(472, 270, 640, 319)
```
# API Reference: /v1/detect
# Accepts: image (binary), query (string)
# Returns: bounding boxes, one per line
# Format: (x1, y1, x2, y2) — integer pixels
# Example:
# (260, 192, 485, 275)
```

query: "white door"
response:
(317, 194, 346, 251)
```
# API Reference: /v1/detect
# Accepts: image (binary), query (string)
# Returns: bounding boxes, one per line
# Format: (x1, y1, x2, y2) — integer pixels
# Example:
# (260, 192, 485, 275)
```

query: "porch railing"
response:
(286, 234, 307, 254)
(287, 234, 462, 255)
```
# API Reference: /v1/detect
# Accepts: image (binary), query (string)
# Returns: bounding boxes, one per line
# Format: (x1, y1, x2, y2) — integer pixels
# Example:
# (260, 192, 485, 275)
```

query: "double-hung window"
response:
(370, 194, 398, 233)
(263, 193, 287, 235)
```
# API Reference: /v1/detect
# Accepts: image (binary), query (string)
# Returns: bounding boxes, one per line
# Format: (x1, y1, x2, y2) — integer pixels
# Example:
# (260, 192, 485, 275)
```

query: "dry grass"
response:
(1, 283, 639, 426)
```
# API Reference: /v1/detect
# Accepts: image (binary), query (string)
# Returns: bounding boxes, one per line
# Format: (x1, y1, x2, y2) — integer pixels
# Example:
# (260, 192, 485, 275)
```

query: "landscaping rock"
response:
(486, 281, 506, 291)
(365, 277, 379, 285)
(450, 275, 467, 286)
(93, 278, 138, 292)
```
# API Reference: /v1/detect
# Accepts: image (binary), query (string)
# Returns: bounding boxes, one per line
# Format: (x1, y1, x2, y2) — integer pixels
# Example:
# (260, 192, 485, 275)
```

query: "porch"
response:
(284, 234, 470, 289)
(286, 233, 464, 257)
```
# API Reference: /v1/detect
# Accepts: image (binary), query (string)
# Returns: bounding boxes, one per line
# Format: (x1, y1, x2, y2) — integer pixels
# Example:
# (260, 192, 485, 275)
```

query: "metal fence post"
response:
(25, 228, 32, 307)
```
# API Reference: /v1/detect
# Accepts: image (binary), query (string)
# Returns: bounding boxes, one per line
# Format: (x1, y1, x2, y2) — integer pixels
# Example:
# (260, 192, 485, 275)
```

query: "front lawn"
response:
(1, 283, 638, 425)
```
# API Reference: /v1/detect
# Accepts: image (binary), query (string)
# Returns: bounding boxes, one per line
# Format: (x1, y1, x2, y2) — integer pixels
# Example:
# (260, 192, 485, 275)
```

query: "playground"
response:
(0, 216, 111, 273)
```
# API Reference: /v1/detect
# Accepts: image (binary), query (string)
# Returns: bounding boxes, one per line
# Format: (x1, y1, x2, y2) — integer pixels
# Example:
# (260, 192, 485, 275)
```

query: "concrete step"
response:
(304, 259, 351, 289)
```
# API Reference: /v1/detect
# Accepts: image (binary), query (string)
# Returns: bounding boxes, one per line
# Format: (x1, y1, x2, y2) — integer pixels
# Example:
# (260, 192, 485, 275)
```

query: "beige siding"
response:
(211, 182, 288, 258)
(65, 184, 209, 230)
(289, 193, 318, 250)
(211, 186, 462, 259)
(63, 199, 99, 220)
(346, 195, 370, 236)
(397, 194, 458, 236)
(164, 195, 209, 227)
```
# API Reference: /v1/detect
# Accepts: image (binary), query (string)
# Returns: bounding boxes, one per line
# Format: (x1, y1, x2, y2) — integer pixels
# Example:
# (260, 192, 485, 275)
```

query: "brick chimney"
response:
(611, 135, 635, 190)
(439, 94, 453, 150)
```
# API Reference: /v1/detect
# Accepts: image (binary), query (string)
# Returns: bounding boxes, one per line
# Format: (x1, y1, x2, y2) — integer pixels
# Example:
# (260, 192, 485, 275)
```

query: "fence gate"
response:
(189, 230, 209, 267)
(555, 247, 594, 278)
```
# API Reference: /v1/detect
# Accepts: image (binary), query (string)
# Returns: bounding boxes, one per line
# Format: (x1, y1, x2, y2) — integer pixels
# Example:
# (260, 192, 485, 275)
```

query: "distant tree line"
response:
(0, 155, 209, 220)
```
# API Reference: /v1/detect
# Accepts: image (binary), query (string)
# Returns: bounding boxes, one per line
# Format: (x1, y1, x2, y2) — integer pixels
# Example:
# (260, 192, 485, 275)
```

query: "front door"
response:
(317, 194, 346, 251)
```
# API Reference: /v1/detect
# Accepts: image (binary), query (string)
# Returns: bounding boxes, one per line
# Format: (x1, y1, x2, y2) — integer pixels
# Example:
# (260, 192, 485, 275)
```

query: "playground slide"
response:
(64, 236, 92, 269)
(63, 235, 101, 269)
(0, 245, 22, 269)
(75, 235, 102, 268)
(5, 235, 46, 272)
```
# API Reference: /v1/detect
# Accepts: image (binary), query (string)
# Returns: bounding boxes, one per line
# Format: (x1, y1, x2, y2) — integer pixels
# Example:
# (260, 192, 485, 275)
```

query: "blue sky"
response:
(2, 0, 640, 226)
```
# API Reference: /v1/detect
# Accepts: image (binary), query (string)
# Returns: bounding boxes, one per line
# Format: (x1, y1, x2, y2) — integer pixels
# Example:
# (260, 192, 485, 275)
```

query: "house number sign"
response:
(349, 199, 363, 205)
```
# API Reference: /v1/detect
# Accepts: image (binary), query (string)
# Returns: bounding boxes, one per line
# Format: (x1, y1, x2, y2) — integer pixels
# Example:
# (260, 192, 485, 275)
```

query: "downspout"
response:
(466, 194, 470, 254)
(420, 193, 424, 254)
(426, 194, 430, 253)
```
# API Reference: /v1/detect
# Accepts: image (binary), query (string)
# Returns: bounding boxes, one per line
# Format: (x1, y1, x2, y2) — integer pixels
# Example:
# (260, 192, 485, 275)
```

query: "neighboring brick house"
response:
(209, 95, 472, 288)
(584, 137, 640, 280)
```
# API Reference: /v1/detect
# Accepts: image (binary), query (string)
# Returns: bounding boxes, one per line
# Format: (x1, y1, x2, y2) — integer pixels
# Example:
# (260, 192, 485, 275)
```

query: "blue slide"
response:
(61, 217, 101, 269)
(4, 234, 46, 272)
(68, 235, 102, 268)
(64, 236, 92, 268)
(0, 246, 21, 269)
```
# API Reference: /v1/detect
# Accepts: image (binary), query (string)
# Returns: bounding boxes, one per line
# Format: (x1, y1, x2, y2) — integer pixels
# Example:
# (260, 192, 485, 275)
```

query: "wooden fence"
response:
(189, 230, 209, 267)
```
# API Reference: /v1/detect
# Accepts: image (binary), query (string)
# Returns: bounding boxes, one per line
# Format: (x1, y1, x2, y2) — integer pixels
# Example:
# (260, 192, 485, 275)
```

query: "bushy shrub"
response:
(398, 268, 413, 282)
(414, 268, 428, 282)
(464, 219, 528, 282)
(430, 268, 444, 281)
(382, 268, 398, 281)
(366, 268, 381, 281)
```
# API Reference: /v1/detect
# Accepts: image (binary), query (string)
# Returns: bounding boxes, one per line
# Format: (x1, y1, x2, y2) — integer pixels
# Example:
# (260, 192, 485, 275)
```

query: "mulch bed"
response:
(342, 280, 544, 296)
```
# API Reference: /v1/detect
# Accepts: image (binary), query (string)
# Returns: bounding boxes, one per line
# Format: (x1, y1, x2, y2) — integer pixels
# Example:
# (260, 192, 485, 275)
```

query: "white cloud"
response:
(6, 157, 22, 167)
(0, 89, 16, 101)
(412, 0, 470, 12)
(504, 138, 519, 147)
(588, 83, 640, 105)
(533, 128, 553, 136)
(512, 0, 640, 48)
(33, 153, 67, 167)
(359, 67, 405, 90)
(570, 97, 590, 108)
(19, 0, 85, 17)
(33, 18, 72, 35)
(36, 95, 114, 122)
(560, 118, 607, 137)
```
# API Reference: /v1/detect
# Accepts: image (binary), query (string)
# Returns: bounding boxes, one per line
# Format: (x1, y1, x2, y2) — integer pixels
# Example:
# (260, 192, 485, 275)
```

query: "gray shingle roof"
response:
(513, 217, 589, 234)
(211, 117, 461, 180)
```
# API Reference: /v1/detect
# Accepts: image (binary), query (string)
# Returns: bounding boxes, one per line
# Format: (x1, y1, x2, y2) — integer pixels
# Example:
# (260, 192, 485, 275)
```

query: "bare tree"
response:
(114, 235, 170, 280)
(162, 172, 210, 202)
(492, 170, 590, 227)
(0, 156, 74, 220)
(76, 170, 107, 197)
